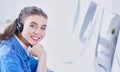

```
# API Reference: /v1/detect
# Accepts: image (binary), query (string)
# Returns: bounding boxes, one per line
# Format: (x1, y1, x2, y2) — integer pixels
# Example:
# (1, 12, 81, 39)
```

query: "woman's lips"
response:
(31, 36, 40, 42)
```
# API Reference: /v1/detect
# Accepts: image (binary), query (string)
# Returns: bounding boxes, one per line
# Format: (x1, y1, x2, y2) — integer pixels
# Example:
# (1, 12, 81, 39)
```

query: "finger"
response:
(37, 44, 43, 48)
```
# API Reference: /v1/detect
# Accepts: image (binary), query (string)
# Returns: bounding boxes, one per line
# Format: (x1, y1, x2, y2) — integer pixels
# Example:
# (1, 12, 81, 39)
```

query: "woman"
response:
(0, 6, 52, 72)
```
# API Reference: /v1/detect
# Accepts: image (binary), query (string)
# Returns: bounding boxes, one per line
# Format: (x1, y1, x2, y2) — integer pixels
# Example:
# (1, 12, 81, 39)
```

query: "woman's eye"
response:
(30, 24, 36, 28)
(41, 27, 46, 30)
(30, 25, 34, 27)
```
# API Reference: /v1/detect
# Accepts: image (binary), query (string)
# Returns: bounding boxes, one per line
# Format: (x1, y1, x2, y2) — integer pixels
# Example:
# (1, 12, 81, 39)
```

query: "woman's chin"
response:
(31, 42, 38, 46)
(30, 40, 40, 46)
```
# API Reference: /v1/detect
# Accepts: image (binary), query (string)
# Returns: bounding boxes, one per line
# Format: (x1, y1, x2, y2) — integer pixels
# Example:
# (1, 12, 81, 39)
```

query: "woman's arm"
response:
(37, 55, 47, 72)
(28, 44, 47, 72)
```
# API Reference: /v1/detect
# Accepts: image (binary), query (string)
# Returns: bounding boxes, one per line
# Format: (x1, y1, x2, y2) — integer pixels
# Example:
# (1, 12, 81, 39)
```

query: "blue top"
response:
(0, 35, 53, 72)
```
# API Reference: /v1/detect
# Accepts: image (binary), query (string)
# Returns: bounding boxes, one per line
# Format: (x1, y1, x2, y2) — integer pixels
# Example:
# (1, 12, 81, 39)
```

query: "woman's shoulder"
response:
(0, 43, 23, 72)
(0, 39, 17, 59)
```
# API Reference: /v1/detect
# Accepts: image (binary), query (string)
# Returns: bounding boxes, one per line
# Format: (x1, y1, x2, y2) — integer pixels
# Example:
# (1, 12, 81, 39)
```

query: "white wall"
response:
(112, 0, 120, 15)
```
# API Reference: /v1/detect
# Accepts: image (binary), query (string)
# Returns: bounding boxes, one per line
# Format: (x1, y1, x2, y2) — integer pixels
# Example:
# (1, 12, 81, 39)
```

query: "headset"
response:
(16, 12, 24, 33)
(16, 22, 24, 32)
(16, 14, 33, 47)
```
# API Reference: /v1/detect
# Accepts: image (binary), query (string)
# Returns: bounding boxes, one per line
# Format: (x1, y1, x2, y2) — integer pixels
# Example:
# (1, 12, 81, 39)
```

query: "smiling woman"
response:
(0, 6, 53, 72)
(21, 15, 47, 46)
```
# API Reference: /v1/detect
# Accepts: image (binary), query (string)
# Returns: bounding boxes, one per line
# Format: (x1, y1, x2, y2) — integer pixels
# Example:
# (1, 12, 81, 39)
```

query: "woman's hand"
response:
(28, 44, 46, 59)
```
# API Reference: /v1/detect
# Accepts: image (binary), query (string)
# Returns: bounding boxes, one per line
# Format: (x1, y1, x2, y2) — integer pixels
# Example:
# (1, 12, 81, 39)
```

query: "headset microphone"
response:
(16, 20, 33, 48)
(20, 34, 33, 47)
(23, 37, 33, 48)
(18, 31, 33, 48)
(29, 42, 33, 47)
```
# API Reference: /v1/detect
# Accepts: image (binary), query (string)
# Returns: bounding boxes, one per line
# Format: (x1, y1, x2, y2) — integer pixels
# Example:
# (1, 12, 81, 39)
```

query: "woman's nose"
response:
(34, 29, 40, 35)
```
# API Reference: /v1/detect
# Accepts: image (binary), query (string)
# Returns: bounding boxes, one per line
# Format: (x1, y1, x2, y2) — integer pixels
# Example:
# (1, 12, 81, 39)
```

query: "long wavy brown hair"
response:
(0, 6, 47, 42)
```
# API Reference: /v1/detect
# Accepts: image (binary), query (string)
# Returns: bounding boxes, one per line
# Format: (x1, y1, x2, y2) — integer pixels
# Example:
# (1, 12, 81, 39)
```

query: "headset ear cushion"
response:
(17, 23, 23, 32)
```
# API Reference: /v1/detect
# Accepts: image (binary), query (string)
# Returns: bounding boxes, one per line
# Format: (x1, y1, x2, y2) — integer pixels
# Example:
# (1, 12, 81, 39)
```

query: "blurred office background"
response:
(0, 0, 120, 72)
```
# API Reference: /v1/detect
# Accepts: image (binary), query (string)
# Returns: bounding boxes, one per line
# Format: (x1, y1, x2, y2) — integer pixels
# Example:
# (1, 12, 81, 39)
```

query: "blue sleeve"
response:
(1, 51, 23, 72)
(29, 56, 38, 72)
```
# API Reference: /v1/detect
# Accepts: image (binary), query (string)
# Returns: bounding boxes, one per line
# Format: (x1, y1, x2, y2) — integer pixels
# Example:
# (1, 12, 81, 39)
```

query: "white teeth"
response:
(32, 37, 39, 40)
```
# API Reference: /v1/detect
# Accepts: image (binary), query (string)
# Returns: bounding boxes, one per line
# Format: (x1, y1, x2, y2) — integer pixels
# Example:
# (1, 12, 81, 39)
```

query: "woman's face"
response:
(21, 15, 47, 46)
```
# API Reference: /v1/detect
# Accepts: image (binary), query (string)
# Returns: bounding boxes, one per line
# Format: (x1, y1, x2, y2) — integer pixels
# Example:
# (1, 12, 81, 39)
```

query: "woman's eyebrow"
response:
(42, 25, 47, 27)
(31, 22, 37, 25)
(31, 22, 47, 27)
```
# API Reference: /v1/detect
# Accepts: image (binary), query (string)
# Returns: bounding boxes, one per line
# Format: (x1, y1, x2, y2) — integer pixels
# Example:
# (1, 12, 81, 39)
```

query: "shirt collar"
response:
(14, 35, 29, 56)
(11, 35, 30, 61)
